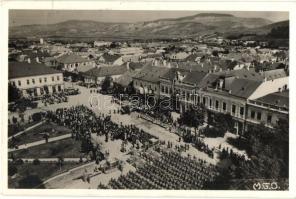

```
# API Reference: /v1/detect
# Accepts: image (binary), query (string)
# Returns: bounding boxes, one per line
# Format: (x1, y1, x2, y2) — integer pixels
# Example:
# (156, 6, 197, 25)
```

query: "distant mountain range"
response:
(9, 13, 288, 39)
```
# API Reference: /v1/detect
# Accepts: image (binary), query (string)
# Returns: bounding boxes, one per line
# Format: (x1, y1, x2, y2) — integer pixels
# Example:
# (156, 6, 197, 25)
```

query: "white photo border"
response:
(0, 1, 295, 198)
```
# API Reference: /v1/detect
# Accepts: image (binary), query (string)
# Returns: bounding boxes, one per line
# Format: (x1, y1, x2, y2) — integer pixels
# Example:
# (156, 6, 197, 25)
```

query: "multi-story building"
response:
(133, 63, 289, 135)
(9, 62, 64, 97)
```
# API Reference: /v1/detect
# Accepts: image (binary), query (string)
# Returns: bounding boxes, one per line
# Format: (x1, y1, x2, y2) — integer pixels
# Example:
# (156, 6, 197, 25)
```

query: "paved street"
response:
(9, 133, 71, 152)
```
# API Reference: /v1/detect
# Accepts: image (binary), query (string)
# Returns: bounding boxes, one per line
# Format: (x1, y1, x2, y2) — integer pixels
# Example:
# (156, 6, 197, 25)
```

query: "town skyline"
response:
(10, 10, 289, 27)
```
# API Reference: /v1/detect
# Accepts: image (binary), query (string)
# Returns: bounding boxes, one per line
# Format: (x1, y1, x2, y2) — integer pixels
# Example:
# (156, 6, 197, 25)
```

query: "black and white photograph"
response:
(4, 7, 291, 192)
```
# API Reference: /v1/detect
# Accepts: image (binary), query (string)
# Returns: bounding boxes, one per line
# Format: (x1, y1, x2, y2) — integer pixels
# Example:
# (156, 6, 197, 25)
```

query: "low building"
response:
(133, 64, 169, 97)
(56, 54, 95, 72)
(98, 53, 123, 65)
(83, 65, 128, 85)
(9, 62, 64, 97)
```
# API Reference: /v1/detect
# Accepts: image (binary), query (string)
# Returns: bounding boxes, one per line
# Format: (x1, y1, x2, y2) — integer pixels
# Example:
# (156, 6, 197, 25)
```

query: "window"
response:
(232, 104, 236, 115)
(203, 97, 206, 105)
(57, 76, 60, 81)
(215, 100, 219, 109)
(12, 81, 16, 86)
(267, 114, 272, 123)
(18, 80, 21, 86)
(39, 78, 42, 83)
(223, 102, 227, 111)
(186, 93, 190, 101)
(161, 86, 164, 93)
(257, 112, 262, 120)
(251, 111, 255, 119)
(209, 99, 212, 108)
(44, 77, 47, 82)
(197, 96, 200, 104)
(52, 76, 54, 82)
(165, 87, 168, 94)
(32, 79, 35, 84)
(240, 107, 244, 116)
(27, 79, 30, 85)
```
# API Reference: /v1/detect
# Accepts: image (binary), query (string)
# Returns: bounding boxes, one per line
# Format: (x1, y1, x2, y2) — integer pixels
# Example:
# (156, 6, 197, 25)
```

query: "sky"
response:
(9, 10, 289, 27)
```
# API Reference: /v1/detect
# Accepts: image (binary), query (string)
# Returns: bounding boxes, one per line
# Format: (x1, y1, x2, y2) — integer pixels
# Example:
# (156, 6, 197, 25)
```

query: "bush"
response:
(203, 126, 225, 138)
(33, 158, 41, 165)
(32, 112, 43, 122)
(12, 116, 18, 124)
(14, 159, 24, 165)
(8, 164, 18, 176)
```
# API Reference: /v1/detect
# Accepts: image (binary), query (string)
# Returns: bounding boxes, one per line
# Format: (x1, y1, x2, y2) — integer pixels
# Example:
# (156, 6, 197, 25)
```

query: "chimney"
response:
(36, 57, 40, 63)
(229, 90, 232, 94)
(126, 62, 130, 71)
(219, 79, 224, 89)
(27, 58, 31, 63)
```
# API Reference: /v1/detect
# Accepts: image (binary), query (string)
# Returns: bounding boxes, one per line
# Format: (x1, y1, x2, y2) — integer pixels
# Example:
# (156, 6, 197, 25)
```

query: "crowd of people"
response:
(45, 105, 157, 158)
(42, 92, 68, 106)
(108, 151, 219, 189)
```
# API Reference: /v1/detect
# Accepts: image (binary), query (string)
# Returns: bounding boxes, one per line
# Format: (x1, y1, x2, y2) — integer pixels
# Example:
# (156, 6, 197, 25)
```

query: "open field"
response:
(11, 122, 72, 146)
(10, 138, 83, 159)
(8, 162, 84, 188)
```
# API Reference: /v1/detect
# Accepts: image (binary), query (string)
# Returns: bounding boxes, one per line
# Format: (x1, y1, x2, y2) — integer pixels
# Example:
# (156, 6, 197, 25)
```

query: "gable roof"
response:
(222, 69, 264, 82)
(56, 54, 90, 64)
(133, 64, 169, 83)
(9, 62, 62, 79)
(83, 65, 127, 78)
(114, 71, 137, 87)
(160, 68, 189, 81)
(256, 90, 289, 108)
(228, 79, 262, 98)
(101, 53, 121, 63)
(260, 69, 288, 80)
(182, 71, 207, 85)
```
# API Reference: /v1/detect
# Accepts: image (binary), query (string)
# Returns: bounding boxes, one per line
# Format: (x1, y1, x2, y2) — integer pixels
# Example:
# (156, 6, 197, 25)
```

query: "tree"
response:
(8, 164, 18, 176)
(8, 83, 22, 102)
(212, 50, 219, 57)
(178, 106, 205, 129)
(33, 158, 41, 165)
(101, 76, 113, 92)
(210, 112, 235, 134)
(57, 156, 64, 170)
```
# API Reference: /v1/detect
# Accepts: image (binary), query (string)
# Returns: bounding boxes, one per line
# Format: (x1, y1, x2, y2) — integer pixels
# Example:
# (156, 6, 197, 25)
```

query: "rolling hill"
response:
(9, 13, 276, 39)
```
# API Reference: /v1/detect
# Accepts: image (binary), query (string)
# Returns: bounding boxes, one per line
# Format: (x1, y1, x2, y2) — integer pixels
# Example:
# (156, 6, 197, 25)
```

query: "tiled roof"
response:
(160, 68, 189, 81)
(228, 79, 262, 98)
(199, 73, 221, 88)
(101, 53, 121, 63)
(22, 49, 51, 59)
(56, 54, 90, 64)
(9, 62, 62, 79)
(260, 69, 288, 80)
(133, 64, 169, 83)
(182, 71, 207, 85)
(83, 65, 127, 78)
(223, 69, 264, 82)
(114, 71, 136, 87)
(76, 64, 95, 73)
(256, 90, 289, 108)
